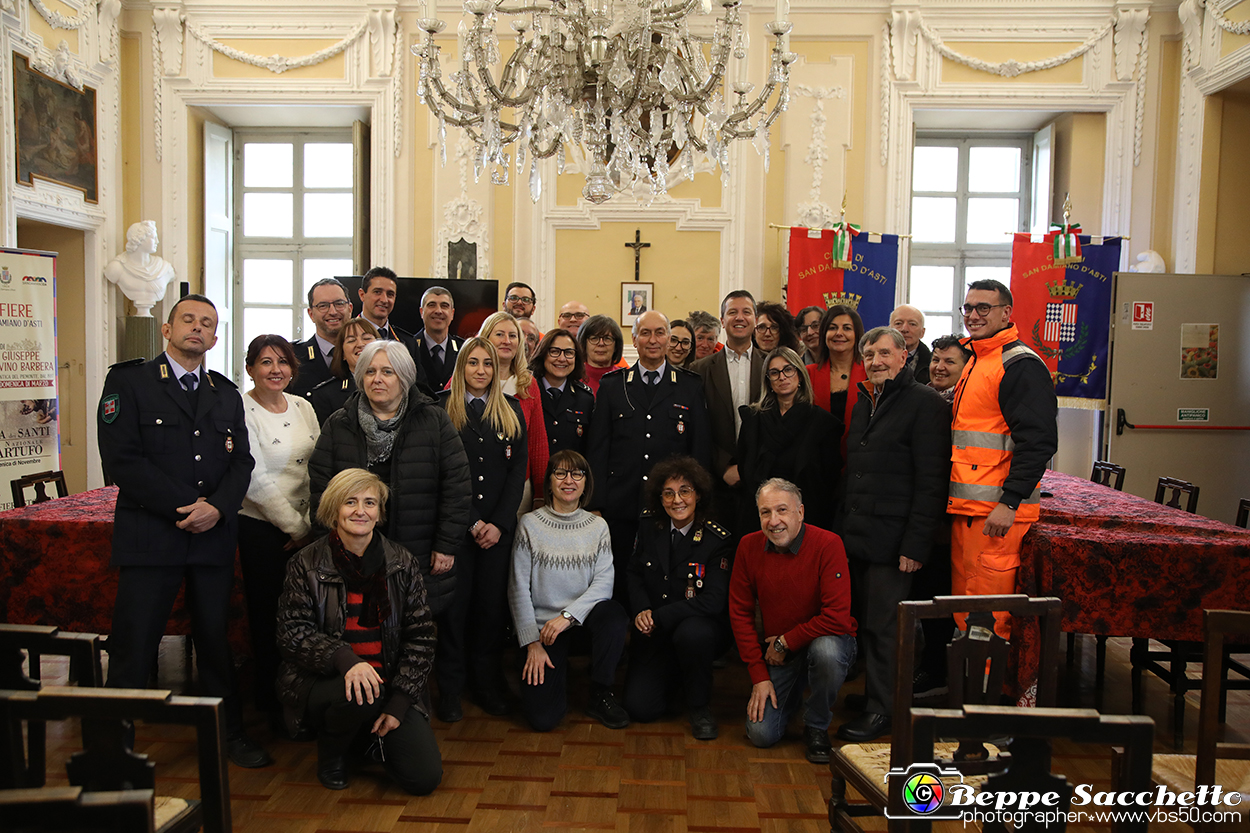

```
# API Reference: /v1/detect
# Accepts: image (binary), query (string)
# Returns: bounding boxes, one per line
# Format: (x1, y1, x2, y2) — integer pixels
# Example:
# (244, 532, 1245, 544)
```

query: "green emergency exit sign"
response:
(1177, 408, 1210, 422)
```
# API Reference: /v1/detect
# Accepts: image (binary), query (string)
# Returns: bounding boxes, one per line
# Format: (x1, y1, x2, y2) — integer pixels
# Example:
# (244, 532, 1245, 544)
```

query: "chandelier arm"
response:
(531, 135, 562, 158)
(425, 70, 486, 120)
(723, 76, 781, 126)
(665, 50, 730, 104)
(469, 25, 539, 108)
(495, 37, 539, 97)
(651, 0, 705, 25)
(612, 34, 656, 114)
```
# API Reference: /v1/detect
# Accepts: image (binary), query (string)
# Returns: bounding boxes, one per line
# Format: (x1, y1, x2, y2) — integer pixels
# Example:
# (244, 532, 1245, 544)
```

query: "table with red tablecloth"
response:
(1011, 470, 1250, 695)
(0, 486, 250, 653)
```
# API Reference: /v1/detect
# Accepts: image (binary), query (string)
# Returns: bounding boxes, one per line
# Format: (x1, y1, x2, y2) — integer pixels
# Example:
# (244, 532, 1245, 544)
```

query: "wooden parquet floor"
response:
(25, 635, 1250, 832)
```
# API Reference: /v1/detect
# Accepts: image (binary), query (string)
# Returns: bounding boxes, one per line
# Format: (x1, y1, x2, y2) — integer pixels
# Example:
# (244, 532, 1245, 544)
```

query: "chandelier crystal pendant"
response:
(414, 0, 796, 204)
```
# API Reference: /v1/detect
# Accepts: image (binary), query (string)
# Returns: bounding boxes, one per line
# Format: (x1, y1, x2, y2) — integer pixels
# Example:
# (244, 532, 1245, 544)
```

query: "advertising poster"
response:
(0, 248, 59, 511)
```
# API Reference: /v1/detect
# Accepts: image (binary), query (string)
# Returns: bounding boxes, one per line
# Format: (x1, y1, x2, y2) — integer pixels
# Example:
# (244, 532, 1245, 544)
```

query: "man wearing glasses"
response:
(557, 300, 591, 336)
(948, 280, 1057, 640)
(290, 278, 351, 398)
(503, 282, 537, 320)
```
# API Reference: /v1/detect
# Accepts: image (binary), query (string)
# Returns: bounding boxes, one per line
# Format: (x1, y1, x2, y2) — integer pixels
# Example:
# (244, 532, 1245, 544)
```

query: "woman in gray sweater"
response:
(508, 449, 629, 731)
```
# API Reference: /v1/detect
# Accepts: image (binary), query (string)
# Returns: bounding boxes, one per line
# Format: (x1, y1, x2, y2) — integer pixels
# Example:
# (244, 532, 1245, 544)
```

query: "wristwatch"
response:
(772, 636, 787, 654)
(561, 610, 577, 624)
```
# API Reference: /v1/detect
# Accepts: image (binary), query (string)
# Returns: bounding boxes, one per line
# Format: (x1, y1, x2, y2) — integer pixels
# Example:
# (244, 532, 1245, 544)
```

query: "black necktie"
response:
(469, 398, 486, 419)
(325, 347, 334, 366)
(181, 372, 199, 410)
(432, 344, 445, 375)
(547, 386, 561, 401)
(645, 370, 659, 386)
(671, 528, 681, 550)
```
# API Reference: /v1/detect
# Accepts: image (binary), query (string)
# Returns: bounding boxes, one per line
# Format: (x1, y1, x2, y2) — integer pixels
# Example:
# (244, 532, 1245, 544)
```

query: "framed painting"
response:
(621, 282, 653, 327)
(13, 54, 98, 203)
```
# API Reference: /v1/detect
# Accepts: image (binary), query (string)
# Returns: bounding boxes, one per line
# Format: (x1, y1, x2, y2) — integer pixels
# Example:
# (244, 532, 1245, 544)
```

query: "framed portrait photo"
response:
(621, 282, 653, 327)
(13, 54, 98, 203)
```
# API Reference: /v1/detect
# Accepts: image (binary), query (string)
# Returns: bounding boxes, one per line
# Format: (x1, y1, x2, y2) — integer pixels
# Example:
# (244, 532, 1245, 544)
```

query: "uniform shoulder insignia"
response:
(640, 508, 656, 517)
(108, 357, 144, 369)
(601, 366, 627, 378)
(572, 379, 594, 394)
(207, 369, 238, 389)
(1001, 341, 1044, 368)
(704, 520, 730, 539)
(309, 377, 339, 393)
(673, 364, 699, 378)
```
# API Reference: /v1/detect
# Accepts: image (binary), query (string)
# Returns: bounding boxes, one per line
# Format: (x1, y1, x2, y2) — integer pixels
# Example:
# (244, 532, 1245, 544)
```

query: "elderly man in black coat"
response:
(835, 326, 951, 742)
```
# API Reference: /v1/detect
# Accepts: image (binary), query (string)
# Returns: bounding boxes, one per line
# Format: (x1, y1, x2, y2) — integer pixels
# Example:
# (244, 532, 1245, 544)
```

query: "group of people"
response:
(95, 269, 1057, 794)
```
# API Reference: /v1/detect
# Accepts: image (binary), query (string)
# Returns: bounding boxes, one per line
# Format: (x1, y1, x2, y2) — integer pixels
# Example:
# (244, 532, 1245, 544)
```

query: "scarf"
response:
(329, 531, 391, 628)
(358, 394, 407, 465)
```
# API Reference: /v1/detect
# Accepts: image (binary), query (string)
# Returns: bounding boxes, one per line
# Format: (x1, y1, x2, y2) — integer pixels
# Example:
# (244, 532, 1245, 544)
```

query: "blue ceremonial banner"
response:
(1010, 233, 1121, 407)
(844, 234, 900, 330)
(786, 231, 899, 329)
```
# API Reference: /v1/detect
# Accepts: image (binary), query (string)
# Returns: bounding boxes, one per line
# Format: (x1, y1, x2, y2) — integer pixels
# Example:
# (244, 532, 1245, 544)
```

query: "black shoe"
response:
(836, 712, 892, 743)
(586, 689, 630, 729)
(690, 707, 718, 741)
(437, 695, 463, 723)
(803, 725, 832, 764)
(226, 732, 272, 768)
(472, 688, 511, 716)
(913, 670, 948, 699)
(843, 693, 868, 712)
(317, 754, 349, 790)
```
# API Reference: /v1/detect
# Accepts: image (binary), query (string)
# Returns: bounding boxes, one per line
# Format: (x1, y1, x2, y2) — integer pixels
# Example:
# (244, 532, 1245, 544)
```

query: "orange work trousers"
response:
(950, 514, 1033, 640)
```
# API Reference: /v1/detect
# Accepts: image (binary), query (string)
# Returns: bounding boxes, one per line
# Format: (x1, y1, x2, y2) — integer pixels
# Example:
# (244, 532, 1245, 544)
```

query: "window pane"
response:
(304, 193, 353, 238)
(969, 146, 1021, 193)
(243, 143, 293, 188)
(912, 146, 958, 192)
(243, 259, 294, 304)
(243, 306, 294, 348)
(911, 197, 956, 243)
(927, 314, 955, 338)
(243, 193, 294, 237)
(965, 266, 1012, 293)
(909, 265, 954, 311)
(304, 144, 354, 188)
(303, 259, 356, 298)
(966, 198, 1019, 243)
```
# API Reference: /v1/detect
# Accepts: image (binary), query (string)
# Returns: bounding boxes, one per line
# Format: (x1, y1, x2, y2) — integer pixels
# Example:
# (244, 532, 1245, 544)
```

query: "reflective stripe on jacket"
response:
(948, 324, 1043, 521)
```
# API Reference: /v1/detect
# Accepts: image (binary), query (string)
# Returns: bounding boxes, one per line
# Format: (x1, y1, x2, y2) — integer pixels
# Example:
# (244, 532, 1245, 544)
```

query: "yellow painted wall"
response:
(555, 222, 719, 323)
(1212, 89, 1250, 274)
(212, 40, 345, 80)
(1150, 37, 1181, 268)
(26, 4, 79, 54)
(1220, 2, 1250, 57)
(185, 107, 230, 296)
(1049, 112, 1105, 232)
(941, 43, 1084, 85)
(1196, 96, 1223, 274)
(15, 219, 87, 495)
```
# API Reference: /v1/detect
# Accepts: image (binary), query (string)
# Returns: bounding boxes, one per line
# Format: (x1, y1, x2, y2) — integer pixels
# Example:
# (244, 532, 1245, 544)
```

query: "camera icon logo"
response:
(884, 762, 966, 820)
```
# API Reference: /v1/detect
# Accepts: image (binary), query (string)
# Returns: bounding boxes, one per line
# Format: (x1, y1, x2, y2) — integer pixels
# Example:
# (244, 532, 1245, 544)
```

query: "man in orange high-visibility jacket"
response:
(948, 279, 1058, 639)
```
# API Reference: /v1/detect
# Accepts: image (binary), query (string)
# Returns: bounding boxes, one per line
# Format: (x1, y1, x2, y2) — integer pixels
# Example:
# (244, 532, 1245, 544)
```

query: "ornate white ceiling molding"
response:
(184, 16, 367, 73)
(30, 39, 84, 88)
(1208, 0, 1250, 35)
(153, 7, 184, 76)
(98, 0, 119, 63)
(368, 8, 396, 77)
(30, 0, 93, 29)
(918, 16, 1114, 77)
(792, 84, 848, 229)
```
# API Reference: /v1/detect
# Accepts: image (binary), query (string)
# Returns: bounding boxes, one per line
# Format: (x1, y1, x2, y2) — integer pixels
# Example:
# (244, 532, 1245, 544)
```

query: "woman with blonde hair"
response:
(435, 337, 527, 721)
(479, 311, 550, 509)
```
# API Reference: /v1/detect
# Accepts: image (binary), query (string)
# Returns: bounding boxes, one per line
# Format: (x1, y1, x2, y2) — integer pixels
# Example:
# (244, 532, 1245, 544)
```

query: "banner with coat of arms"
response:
(1009, 233, 1122, 409)
(783, 226, 900, 330)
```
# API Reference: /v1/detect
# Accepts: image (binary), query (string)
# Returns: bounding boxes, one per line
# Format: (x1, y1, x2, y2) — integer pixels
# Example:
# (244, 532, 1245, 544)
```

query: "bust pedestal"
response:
(122, 316, 162, 362)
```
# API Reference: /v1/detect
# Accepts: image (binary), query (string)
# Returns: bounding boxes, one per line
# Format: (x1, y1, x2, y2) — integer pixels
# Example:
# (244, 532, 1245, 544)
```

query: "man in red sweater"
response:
(728, 478, 857, 763)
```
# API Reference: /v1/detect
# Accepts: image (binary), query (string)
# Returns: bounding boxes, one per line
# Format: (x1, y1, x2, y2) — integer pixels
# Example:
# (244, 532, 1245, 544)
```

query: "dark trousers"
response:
(623, 615, 724, 722)
(237, 515, 294, 714)
(851, 557, 914, 717)
(605, 518, 639, 606)
(435, 532, 513, 699)
(107, 563, 242, 732)
(305, 676, 442, 795)
(519, 600, 627, 732)
(910, 537, 955, 680)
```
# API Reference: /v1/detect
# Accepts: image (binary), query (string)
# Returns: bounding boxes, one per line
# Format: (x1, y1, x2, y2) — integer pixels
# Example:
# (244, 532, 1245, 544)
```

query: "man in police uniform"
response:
(358, 266, 413, 343)
(289, 278, 350, 398)
(97, 294, 269, 768)
(410, 286, 463, 392)
(586, 310, 711, 601)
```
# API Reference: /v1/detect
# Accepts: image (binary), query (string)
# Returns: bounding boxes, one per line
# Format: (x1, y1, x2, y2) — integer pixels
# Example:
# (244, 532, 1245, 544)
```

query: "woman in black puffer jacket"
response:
(309, 340, 471, 617)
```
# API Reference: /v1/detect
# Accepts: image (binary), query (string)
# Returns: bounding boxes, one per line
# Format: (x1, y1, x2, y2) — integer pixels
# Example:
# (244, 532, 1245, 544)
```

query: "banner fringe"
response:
(1057, 397, 1105, 411)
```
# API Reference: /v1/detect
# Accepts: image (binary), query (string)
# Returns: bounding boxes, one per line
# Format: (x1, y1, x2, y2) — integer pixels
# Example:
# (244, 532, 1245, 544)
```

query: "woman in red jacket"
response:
(805, 304, 867, 454)
(479, 312, 550, 510)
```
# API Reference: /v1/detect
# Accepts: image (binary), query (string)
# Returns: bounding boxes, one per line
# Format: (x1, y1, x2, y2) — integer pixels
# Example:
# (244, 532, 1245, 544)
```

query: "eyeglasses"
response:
(661, 486, 696, 501)
(961, 302, 1008, 317)
(559, 311, 590, 321)
(506, 294, 535, 304)
(552, 468, 586, 481)
(313, 300, 351, 312)
(766, 365, 798, 381)
(669, 337, 692, 349)
(755, 323, 778, 334)
(801, 322, 821, 333)
(587, 334, 615, 346)
(547, 347, 577, 359)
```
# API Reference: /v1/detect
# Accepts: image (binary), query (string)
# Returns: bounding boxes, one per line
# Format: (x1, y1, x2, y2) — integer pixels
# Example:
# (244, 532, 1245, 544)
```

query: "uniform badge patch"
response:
(677, 420, 685, 434)
(101, 394, 119, 423)
(720, 557, 729, 570)
(505, 445, 512, 460)
(225, 436, 234, 453)
(577, 424, 583, 437)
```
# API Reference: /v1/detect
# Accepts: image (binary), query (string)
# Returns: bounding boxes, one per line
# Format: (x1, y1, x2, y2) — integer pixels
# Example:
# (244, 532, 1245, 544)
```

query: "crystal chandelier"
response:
(414, 0, 796, 204)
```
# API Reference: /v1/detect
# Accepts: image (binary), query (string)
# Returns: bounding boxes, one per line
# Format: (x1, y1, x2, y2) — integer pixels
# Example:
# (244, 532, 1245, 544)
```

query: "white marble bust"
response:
(104, 221, 176, 317)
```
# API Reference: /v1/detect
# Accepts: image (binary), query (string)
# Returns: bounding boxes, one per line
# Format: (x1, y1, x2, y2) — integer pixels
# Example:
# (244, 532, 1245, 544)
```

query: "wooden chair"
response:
(0, 625, 104, 791)
(902, 705, 1155, 833)
(10, 470, 68, 509)
(0, 786, 156, 832)
(1090, 460, 1126, 491)
(829, 594, 1063, 832)
(1150, 610, 1250, 832)
(1236, 498, 1249, 529)
(0, 686, 231, 833)
(1155, 476, 1200, 514)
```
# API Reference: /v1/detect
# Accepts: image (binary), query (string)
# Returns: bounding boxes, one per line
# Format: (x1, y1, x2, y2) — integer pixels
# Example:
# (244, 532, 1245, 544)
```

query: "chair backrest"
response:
(10, 470, 68, 508)
(1154, 476, 1199, 513)
(0, 786, 156, 832)
(1196, 611, 1250, 793)
(0, 687, 231, 833)
(890, 595, 1063, 773)
(899, 705, 1155, 833)
(1090, 460, 1126, 491)
(1236, 498, 1249, 529)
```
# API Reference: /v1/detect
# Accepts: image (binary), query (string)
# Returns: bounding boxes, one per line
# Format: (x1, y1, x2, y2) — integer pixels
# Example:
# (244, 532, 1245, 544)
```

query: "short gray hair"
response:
(687, 309, 721, 336)
(353, 339, 417, 394)
(860, 326, 906, 354)
(420, 285, 453, 307)
(632, 310, 669, 339)
(306, 277, 347, 307)
(756, 477, 802, 504)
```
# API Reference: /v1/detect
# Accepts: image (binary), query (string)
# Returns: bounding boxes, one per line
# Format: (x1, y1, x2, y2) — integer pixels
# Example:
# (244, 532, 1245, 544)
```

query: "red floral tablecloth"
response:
(0, 487, 250, 652)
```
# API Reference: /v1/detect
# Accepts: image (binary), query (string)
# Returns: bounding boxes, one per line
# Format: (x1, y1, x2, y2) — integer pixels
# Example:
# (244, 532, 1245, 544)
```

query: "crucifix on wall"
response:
(624, 228, 650, 282)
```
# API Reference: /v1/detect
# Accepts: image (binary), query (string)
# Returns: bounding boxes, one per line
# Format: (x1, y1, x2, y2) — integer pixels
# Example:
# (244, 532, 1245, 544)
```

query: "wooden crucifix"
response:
(624, 229, 650, 281)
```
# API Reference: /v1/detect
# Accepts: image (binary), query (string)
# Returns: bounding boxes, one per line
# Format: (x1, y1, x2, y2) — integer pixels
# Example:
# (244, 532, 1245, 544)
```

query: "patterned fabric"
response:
(0, 486, 249, 652)
(344, 590, 385, 675)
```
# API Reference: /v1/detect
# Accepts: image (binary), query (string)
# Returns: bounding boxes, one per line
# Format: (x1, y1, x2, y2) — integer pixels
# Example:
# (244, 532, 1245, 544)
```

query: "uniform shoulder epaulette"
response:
(601, 366, 627, 379)
(108, 357, 144, 369)
(703, 520, 730, 539)
(207, 369, 238, 389)
(308, 376, 341, 393)
(1001, 341, 1044, 368)
(673, 364, 699, 378)
(572, 379, 594, 395)
(640, 508, 656, 517)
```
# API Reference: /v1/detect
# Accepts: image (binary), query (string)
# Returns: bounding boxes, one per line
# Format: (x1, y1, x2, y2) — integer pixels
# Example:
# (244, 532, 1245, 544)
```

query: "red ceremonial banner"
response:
(1009, 233, 1063, 376)
(785, 227, 837, 312)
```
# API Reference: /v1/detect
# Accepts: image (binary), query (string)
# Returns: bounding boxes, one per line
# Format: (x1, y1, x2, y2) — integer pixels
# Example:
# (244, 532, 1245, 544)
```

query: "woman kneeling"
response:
(276, 468, 442, 794)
